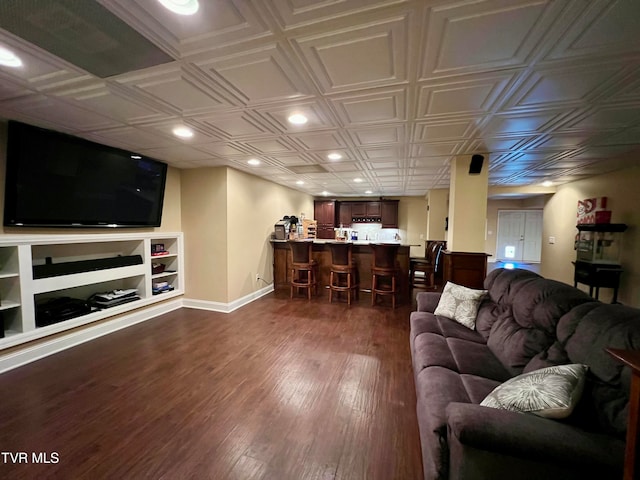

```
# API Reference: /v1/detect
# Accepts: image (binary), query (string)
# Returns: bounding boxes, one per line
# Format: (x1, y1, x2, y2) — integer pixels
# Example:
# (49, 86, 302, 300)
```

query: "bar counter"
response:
(271, 239, 413, 303)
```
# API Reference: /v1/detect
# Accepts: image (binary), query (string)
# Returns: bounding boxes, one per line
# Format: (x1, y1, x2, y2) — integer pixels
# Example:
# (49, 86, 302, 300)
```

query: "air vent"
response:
(287, 165, 329, 174)
(0, 0, 173, 78)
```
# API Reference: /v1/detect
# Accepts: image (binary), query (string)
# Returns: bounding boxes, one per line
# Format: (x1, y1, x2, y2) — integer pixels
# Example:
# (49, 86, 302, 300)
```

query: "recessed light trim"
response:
(542, 180, 553, 187)
(172, 126, 194, 138)
(365, 190, 373, 194)
(158, 0, 199, 15)
(296, 180, 304, 185)
(327, 153, 342, 160)
(322, 191, 329, 196)
(247, 158, 261, 166)
(288, 113, 308, 125)
(0, 46, 22, 67)
(354, 178, 363, 183)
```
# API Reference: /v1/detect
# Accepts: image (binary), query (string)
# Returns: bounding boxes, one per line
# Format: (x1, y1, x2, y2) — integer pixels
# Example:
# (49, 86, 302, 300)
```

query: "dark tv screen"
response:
(4, 121, 168, 228)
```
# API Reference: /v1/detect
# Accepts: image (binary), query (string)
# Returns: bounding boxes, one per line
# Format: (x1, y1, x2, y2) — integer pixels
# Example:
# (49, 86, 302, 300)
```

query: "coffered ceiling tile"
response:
(413, 121, 475, 142)
(192, 111, 275, 138)
(115, 65, 236, 114)
(566, 145, 637, 160)
(592, 127, 640, 147)
(560, 106, 640, 132)
(348, 125, 405, 146)
(417, 72, 514, 117)
(411, 142, 459, 157)
(482, 110, 569, 136)
(240, 137, 299, 154)
(292, 15, 409, 93)
(288, 130, 347, 150)
(508, 64, 624, 109)
(196, 44, 311, 103)
(137, 119, 220, 145)
(0, 75, 32, 101)
(84, 125, 177, 150)
(531, 133, 592, 150)
(421, 0, 559, 78)
(545, 0, 640, 61)
(329, 87, 406, 125)
(412, 157, 450, 168)
(254, 101, 336, 132)
(467, 136, 532, 154)
(360, 145, 405, 160)
(57, 85, 169, 124)
(267, 153, 315, 166)
(194, 142, 252, 157)
(325, 162, 361, 173)
(103, 0, 270, 57)
(140, 144, 217, 163)
(267, 0, 408, 30)
(1, 94, 119, 131)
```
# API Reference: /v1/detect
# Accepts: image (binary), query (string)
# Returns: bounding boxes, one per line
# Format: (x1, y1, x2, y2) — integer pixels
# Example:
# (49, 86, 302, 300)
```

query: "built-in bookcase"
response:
(0, 232, 183, 350)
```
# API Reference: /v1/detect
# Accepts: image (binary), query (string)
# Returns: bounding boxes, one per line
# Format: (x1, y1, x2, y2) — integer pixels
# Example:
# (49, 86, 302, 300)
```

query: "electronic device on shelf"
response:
(88, 289, 141, 309)
(36, 297, 94, 327)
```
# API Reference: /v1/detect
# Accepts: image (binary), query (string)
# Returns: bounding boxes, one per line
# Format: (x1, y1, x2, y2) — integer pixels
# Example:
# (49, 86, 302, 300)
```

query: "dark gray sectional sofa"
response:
(410, 268, 640, 480)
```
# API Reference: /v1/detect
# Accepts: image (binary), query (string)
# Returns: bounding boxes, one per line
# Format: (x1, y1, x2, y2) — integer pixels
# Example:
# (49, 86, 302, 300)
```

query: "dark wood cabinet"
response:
(381, 200, 399, 228)
(367, 202, 381, 217)
(338, 202, 352, 226)
(314, 201, 337, 239)
(351, 203, 366, 218)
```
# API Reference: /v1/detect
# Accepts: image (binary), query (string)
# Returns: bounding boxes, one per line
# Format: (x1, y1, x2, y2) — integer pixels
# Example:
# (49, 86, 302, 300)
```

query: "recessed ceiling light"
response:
(322, 191, 329, 196)
(354, 178, 363, 183)
(296, 180, 304, 185)
(288, 113, 308, 125)
(327, 153, 342, 161)
(248, 158, 261, 166)
(542, 180, 553, 187)
(365, 190, 372, 194)
(0, 46, 22, 67)
(172, 126, 194, 138)
(131, 155, 142, 159)
(158, 0, 199, 15)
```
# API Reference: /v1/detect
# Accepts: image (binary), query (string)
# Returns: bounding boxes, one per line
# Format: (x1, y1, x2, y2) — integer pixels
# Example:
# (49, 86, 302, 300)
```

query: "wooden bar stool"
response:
(328, 242, 359, 305)
(370, 243, 400, 308)
(410, 240, 446, 291)
(288, 240, 317, 300)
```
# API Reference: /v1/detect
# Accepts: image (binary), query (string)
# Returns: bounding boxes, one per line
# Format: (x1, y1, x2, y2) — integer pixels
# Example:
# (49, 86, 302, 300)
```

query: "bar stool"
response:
(328, 242, 359, 305)
(370, 243, 400, 308)
(410, 240, 446, 290)
(288, 240, 317, 300)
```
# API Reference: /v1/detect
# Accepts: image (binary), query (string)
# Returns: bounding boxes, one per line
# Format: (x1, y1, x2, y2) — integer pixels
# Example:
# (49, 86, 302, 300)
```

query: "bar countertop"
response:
(270, 238, 420, 247)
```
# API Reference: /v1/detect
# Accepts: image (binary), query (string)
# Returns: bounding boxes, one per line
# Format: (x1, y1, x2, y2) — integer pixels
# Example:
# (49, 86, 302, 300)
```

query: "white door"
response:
(496, 210, 542, 262)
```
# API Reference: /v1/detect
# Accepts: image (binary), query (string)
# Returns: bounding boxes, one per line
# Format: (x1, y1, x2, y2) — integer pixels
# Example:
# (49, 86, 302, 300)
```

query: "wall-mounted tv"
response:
(3, 121, 168, 228)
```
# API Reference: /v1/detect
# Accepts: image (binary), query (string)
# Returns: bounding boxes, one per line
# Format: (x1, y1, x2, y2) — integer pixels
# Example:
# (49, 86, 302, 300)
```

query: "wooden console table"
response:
(606, 348, 640, 480)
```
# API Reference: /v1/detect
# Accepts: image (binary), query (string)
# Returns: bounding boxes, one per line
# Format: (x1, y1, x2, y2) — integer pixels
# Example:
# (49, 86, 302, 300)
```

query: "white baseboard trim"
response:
(0, 299, 182, 375)
(183, 283, 274, 313)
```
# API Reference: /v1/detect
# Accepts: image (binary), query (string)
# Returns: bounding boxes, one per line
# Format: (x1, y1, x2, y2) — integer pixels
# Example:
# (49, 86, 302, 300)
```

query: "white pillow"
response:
(433, 281, 487, 330)
(480, 364, 588, 419)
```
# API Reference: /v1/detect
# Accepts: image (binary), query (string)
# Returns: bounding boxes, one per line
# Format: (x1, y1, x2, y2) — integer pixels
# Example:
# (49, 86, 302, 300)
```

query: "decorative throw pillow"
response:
(480, 364, 588, 419)
(433, 281, 487, 330)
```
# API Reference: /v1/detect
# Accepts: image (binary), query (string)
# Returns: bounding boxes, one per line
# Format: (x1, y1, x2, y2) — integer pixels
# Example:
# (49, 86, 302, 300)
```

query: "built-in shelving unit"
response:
(0, 232, 184, 351)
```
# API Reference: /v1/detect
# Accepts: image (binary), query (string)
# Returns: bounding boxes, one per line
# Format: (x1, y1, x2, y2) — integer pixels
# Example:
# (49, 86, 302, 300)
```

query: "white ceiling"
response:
(1, 0, 640, 197)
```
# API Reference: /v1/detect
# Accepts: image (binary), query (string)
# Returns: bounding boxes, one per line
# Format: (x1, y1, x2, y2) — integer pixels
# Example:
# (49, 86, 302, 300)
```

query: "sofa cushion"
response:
(480, 364, 588, 419)
(434, 282, 487, 330)
(410, 311, 486, 345)
(483, 271, 593, 376)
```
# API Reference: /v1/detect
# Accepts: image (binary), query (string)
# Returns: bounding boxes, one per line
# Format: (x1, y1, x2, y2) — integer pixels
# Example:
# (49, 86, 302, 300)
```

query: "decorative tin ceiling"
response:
(0, 0, 639, 197)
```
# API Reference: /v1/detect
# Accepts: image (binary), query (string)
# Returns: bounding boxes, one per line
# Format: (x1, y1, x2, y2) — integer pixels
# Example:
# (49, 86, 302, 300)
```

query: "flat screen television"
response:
(3, 121, 168, 228)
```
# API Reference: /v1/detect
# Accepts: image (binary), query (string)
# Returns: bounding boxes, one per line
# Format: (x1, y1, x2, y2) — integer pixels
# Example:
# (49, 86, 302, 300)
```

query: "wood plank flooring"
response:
(0, 290, 423, 480)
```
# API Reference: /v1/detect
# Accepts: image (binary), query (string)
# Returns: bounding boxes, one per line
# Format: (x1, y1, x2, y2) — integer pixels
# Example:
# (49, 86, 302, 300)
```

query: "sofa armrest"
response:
(416, 291, 441, 313)
(445, 402, 623, 478)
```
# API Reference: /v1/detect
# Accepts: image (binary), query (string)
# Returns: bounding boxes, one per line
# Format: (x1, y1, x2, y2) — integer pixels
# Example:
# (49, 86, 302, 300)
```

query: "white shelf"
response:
(0, 232, 184, 351)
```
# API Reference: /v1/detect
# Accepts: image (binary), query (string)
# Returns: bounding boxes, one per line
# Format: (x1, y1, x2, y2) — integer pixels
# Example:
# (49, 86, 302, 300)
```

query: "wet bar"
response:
(271, 240, 412, 304)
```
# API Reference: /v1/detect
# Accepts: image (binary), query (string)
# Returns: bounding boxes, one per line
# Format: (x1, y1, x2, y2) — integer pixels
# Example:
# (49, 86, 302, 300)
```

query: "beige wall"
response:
(182, 166, 313, 304)
(485, 196, 547, 259)
(226, 168, 313, 301)
(181, 167, 229, 302)
(426, 189, 448, 243)
(541, 166, 640, 306)
(395, 196, 428, 257)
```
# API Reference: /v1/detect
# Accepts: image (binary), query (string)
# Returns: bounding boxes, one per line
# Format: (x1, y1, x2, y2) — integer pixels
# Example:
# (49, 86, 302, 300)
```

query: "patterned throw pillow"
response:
(480, 364, 588, 419)
(433, 281, 487, 330)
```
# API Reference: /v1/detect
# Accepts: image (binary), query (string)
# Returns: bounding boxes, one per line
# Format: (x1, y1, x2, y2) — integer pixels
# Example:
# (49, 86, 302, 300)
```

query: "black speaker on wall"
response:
(469, 154, 484, 174)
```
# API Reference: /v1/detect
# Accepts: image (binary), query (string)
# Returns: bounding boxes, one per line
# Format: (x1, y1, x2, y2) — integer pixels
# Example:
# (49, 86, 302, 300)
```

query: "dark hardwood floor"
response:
(0, 290, 423, 480)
